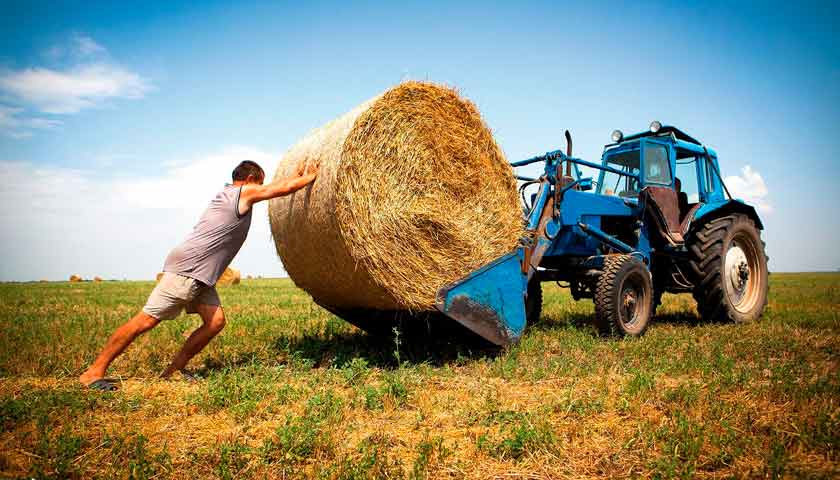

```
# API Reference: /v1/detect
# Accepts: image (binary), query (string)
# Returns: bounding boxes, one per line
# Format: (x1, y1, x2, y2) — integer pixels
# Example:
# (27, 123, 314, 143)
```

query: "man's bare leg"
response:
(79, 312, 161, 386)
(160, 304, 226, 378)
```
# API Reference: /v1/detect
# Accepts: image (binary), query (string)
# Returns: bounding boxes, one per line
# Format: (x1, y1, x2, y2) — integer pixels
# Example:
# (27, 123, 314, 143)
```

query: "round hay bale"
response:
(69, 274, 82, 282)
(269, 81, 522, 311)
(93, 276, 103, 282)
(155, 272, 164, 282)
(217, 267, 241, 286)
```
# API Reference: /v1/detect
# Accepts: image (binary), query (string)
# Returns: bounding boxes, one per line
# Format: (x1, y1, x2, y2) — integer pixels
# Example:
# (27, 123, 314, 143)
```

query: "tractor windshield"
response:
(599, 149, 640, 197)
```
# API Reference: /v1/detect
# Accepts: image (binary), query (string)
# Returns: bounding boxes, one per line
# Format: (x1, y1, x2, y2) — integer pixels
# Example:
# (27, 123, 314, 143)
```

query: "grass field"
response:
(0, 273, 838, 479)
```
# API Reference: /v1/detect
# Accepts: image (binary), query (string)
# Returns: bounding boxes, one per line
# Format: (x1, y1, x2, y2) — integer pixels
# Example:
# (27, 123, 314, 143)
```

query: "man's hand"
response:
(296, 160, 319, 177)
(239, 163, 319, 211)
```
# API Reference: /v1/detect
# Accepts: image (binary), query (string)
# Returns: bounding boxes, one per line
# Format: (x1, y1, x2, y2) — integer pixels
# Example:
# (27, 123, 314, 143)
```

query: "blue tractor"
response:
(436, 121, 769, 345)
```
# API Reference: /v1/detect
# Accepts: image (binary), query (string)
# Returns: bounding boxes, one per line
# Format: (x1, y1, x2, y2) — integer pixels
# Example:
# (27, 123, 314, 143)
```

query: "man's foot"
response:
(79, 369, 105, 387)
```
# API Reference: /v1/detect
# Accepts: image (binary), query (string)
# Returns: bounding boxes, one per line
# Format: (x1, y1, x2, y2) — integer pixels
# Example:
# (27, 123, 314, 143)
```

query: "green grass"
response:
(0, 273, 838, 478)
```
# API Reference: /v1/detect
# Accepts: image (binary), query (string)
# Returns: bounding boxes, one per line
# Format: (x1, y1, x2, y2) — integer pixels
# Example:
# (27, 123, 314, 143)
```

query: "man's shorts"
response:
(142, 272, 221, 320)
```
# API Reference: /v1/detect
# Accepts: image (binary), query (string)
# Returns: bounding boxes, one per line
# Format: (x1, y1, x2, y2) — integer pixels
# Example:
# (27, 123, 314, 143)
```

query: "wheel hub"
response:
(621, 287, 639, 325)
(725, 245, 750, 300)
(623, 291, 636, 310)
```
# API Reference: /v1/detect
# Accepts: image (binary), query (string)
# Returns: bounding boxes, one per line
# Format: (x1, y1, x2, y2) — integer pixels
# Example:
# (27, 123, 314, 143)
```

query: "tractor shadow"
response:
(652, 311, 707, 326)
(528, 310, 708, 338)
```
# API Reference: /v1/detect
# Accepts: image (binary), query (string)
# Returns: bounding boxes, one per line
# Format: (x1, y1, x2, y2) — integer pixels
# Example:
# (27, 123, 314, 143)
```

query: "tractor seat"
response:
(640, 186, 684, 245)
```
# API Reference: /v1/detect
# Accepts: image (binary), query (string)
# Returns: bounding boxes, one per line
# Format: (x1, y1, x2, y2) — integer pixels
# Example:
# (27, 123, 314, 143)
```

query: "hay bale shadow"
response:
(274, 309, 500, 369)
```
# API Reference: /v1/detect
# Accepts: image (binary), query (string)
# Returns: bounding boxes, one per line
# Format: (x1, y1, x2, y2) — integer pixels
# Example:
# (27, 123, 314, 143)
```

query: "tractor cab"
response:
(598, 122, 727, 245)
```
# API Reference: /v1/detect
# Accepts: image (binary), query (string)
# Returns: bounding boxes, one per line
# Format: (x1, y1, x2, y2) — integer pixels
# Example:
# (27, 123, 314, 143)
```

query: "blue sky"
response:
(0, 0, 838, 280)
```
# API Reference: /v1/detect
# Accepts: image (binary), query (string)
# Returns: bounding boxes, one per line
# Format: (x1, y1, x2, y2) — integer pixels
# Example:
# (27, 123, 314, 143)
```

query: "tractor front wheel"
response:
(689, 214, 768, 323)
(594, 255, 653, 336)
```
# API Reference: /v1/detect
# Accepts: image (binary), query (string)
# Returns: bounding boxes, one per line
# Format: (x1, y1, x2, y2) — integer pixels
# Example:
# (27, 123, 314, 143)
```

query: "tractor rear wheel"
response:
(594, 255, 653, 336)
(689, 214, 768, 323)
(525, 278, 542, 326)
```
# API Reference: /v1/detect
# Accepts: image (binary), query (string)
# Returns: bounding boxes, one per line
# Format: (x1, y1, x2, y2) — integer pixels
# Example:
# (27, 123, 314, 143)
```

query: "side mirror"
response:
(578, 177, 593, 191)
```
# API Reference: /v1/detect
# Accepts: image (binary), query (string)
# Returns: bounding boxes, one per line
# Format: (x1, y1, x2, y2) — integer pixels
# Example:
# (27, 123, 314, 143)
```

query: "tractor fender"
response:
(690, 199, 764, 231)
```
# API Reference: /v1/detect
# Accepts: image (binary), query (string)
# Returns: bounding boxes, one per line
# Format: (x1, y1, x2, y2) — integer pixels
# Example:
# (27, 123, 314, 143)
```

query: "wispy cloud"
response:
(74, 34, 107, 57)
(0, 106, 62, 139)
(0, 34, 152, 138)
(725, 165, 773, 213)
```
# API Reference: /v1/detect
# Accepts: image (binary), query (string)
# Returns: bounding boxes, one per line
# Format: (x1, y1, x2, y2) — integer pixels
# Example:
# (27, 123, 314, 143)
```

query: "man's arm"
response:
(240, 166, 318, 209)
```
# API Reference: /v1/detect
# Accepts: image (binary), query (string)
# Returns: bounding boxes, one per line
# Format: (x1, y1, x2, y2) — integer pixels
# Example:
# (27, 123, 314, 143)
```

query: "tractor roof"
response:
(622, 125, 702, 146)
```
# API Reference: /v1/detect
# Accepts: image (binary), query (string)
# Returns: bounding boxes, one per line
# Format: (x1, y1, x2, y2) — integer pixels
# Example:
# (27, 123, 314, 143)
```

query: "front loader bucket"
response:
(435, 252, 526, 346)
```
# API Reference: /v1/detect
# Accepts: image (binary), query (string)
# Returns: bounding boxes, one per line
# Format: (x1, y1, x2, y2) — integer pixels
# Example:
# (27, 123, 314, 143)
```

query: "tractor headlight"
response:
(650, 120, 662, 133)
(611, 129, 623, 143)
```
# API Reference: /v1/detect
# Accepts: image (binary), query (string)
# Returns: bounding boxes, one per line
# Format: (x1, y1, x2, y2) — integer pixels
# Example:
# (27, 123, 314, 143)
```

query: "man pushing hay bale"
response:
(269, 81, 522, 312)
(80, 159, 319, 390)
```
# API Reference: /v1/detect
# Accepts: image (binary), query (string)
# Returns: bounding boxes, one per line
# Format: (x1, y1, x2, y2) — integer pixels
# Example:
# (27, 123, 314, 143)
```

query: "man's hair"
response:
(232, 160, 265, 182)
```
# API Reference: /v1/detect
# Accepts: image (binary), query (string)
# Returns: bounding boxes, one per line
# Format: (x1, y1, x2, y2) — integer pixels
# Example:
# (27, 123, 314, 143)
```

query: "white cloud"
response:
(0, 35, 150, 138)
(0, 105, 62, 138)
(0, 147, 287, 281)
(725, 165, 773, 213)
(0, 64, 151, 114)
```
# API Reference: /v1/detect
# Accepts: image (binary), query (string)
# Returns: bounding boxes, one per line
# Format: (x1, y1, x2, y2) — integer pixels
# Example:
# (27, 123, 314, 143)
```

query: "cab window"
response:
(644, 143, 671, 185)
(675, 156, 700, 203)
(599, 149, 640, 198)
(704, 156, 717, 193)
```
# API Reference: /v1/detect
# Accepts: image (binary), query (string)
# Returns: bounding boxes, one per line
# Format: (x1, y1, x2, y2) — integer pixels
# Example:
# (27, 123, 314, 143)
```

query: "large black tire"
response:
(594, 255, 653, 336)
(688, 214, 769, 323)
(525, 278, 542, 326)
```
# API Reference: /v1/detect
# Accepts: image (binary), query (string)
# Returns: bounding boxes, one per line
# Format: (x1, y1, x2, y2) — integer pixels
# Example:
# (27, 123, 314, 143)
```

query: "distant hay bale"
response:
(268, 81, 522, 311)
(217, 267, 241, 286)
(156, 272, 164, 282)
(246, 275, 253, 280)
(69, 274, 82, 282)
(93, 276, 103, 282)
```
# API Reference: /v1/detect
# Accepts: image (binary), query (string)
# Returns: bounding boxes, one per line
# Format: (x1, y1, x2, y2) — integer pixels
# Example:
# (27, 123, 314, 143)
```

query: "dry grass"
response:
(0, 274, 837, 479)
(268, 82, 522, 311)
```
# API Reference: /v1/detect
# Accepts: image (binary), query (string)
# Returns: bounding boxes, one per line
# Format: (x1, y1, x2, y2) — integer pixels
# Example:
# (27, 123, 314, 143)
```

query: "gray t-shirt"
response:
(163, 185, 252, 286)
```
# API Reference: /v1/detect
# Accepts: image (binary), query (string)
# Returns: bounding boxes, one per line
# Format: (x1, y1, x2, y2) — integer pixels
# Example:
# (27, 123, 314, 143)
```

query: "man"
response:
(79, 160, 318, 390)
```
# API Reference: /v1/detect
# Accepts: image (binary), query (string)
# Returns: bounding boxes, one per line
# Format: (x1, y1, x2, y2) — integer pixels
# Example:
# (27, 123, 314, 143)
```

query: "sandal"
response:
(86, 378, 118, 391)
